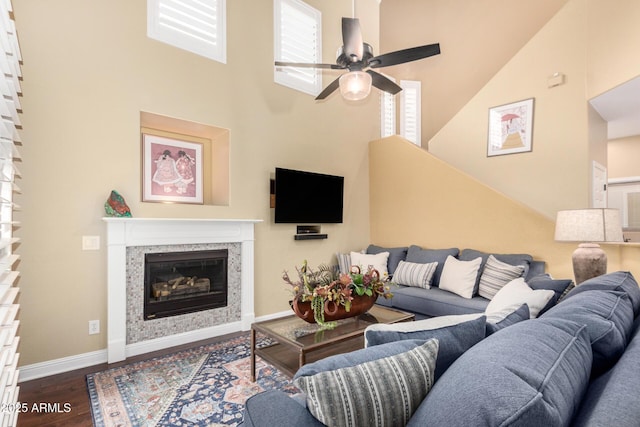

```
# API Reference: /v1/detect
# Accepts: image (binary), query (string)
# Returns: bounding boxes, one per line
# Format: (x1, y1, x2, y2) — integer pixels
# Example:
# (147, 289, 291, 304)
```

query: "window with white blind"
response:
(274, 0, 322, 96)
(0, 1, 22, 425)
(147, 0, 227, 63)
(400, 80, 421, 146)
(380, 79, 397, 138)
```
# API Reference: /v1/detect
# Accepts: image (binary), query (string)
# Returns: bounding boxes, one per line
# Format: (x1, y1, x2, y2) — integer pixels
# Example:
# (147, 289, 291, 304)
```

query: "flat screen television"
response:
(274, 167, 344, 224)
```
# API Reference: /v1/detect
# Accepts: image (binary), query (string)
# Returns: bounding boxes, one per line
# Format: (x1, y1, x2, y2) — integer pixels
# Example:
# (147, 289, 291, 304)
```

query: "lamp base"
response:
(572, 243, 607, 285)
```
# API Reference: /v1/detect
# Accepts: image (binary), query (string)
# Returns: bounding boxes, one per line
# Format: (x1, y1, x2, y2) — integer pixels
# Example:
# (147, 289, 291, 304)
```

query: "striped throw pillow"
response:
(393, 260, 438, 289)
(294, 339, 438, 427)
(478, 255, 525, 300)
(336, 253, 352, 275)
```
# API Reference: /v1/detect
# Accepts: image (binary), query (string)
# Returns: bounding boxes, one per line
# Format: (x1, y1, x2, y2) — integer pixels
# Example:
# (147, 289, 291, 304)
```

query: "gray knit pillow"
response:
(294, 339, 438, 427)
(479, 255, 525, 299)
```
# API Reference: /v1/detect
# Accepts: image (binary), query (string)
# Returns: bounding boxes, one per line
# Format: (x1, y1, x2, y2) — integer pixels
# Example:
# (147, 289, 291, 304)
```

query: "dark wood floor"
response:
(16, 331, 245, 427)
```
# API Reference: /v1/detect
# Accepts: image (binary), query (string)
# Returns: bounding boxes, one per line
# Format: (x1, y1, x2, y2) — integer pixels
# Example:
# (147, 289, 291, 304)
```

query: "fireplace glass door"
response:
(144, 249, 228, 319)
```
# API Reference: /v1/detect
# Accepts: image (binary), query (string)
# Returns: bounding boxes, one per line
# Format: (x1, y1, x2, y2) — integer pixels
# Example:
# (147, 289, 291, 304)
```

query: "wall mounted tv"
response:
(274, 167, 344, 224)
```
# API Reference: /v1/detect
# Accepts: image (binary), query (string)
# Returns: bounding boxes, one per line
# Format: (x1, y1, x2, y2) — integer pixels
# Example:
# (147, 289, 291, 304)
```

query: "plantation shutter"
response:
(380, 80, 397, 138)
(400, 80, 421, 145)
(274, 0, 321, 96)
(0, 1, 21, 425)
(147, 0, 227, 63)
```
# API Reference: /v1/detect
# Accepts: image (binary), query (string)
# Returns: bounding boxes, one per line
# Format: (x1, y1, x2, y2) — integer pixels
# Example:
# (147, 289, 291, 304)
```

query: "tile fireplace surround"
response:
(104, 218, 261, 363)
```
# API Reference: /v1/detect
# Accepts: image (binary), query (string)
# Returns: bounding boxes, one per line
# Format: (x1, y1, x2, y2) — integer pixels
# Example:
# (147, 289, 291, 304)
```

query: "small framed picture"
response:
(487, 98, 534, 157)
(142, 134, 204, 204)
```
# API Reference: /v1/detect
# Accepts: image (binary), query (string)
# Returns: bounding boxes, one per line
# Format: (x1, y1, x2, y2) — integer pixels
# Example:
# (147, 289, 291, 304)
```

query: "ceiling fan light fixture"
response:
(339, 71, 372, 101)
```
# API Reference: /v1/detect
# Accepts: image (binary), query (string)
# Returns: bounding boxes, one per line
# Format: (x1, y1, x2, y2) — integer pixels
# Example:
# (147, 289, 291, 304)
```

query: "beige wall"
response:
(427, 0, 640, 219)
(369, 136, 640, 286)
(609, 136, 640, 179)
(429, 0, 591, 219)
(379, 0, 569, 144)
(586, 0, 640, 100)
(14, 0, 380, 366)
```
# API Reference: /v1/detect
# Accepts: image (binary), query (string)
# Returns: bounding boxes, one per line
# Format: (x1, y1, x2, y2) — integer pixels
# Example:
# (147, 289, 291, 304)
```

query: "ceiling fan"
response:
(275, 17, 441, 101)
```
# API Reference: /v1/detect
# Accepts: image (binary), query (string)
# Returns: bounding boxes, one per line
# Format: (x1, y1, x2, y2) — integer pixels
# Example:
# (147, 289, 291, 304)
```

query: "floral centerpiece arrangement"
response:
(283, 260, 393, 328)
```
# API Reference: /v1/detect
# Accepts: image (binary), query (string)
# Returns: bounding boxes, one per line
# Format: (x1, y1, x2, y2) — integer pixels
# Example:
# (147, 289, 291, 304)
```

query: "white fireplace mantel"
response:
(103, 217, 262, 363)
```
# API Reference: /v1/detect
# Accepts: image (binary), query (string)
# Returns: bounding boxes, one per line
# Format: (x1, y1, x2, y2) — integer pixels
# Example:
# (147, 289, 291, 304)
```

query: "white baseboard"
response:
(18, 310, 292, 383)
(19, 349, 108, 383)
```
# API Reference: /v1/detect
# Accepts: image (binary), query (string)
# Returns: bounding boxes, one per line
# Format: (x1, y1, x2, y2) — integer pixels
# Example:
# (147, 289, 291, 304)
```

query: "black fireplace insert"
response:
(143, 249, 228, 320)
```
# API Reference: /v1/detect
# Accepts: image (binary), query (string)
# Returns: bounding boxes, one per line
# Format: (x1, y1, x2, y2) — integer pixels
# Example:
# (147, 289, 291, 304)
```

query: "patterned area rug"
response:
(87, 333, 299, 426)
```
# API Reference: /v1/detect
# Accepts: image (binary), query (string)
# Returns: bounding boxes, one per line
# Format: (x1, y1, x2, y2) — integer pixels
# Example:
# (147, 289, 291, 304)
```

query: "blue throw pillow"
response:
(527, 274, 574, 315)
(542, 289, 635, 376)
(406, 245, 459, 286)
(366, 244, 408, 275)
(485, 303, 529, 336)
(410, 317, 592, 427)
(565, 271, 640, 316)
(364, 314, 486, 380)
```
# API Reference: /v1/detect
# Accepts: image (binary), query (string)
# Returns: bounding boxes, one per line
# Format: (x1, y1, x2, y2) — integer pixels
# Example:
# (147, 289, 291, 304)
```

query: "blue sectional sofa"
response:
(241, 271, 640, 426)
(361, 245, 559, 318)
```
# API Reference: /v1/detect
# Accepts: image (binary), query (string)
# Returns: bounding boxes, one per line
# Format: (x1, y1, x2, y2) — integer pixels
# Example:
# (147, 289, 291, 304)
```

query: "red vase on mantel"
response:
(291, 294, 377, 323)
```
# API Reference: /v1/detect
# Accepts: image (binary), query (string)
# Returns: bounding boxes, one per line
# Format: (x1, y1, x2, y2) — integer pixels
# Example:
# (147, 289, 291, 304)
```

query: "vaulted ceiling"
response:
(380, 0, 570, 143)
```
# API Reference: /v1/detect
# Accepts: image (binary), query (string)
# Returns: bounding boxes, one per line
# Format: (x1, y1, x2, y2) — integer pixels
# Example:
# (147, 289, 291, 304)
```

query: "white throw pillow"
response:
(350, 251, 389, 276)
(393, 260, 438, 289)
(439, 255, 482, 299)
(485, 277, 555, 319)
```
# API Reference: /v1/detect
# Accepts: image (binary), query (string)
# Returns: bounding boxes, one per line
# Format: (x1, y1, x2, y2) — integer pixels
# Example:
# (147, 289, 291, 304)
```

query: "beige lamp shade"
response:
(554, 208, 624, 243)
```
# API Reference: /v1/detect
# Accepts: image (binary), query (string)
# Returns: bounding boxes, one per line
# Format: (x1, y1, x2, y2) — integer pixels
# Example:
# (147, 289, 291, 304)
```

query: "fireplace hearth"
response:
(144, 249, 228, 319)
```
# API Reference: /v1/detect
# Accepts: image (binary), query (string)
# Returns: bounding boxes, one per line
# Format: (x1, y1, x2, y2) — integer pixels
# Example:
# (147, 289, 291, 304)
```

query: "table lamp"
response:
(554, 208, 623, 285)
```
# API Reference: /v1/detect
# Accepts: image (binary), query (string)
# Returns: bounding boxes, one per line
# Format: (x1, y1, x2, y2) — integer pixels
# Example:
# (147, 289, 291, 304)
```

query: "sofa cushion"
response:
(572, 318, 640, 426)
(366, 244, 408, 276)
(565, 271, 640, 316)
(526, 274, 574, 315)
(459, 249, 533, 294)
(485, 277, 554, 319)
(541, 289, 635, 376)
(410, 317, 592, 427)
(364, 313, 486, 379)
(485, 303, 529, 336)
(295, 338, 424, 379)
(392, 260, 438, 289)
(439, 255, 482, 299)
(242, 390, 325, 427)
(391, 285, 489, 317)
(478, 255, 526, 300)
(350, 251, 389, 276)
(405, 245, 459, 286)
(294, 339, 438, 427)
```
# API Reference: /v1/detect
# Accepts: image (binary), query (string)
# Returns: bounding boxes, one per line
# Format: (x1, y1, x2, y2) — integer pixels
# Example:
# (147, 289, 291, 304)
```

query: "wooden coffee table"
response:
(250, 304, 414, 381)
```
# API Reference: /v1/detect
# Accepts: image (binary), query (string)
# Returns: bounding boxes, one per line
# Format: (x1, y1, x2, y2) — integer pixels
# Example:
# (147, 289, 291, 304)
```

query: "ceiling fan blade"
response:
(367, 70, 402, 95)
(342, 17, 364, 62)
(275, 61, 344, 70)
(315, 77, 341, 100)
(368, 43, 441, 68)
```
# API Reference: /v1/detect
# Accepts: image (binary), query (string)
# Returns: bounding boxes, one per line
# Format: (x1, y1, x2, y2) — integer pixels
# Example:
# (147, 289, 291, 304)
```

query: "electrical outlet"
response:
(88, 320, 100, 335)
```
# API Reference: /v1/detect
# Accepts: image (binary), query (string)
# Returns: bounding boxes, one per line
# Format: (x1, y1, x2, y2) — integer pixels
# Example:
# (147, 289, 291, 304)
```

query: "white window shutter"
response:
(0, 1, 21, 424)
(400, 80, 421, 145)
(380, 77, 397, 138)
(274, 0, 322, 96)
(148, 0, 227, 63)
